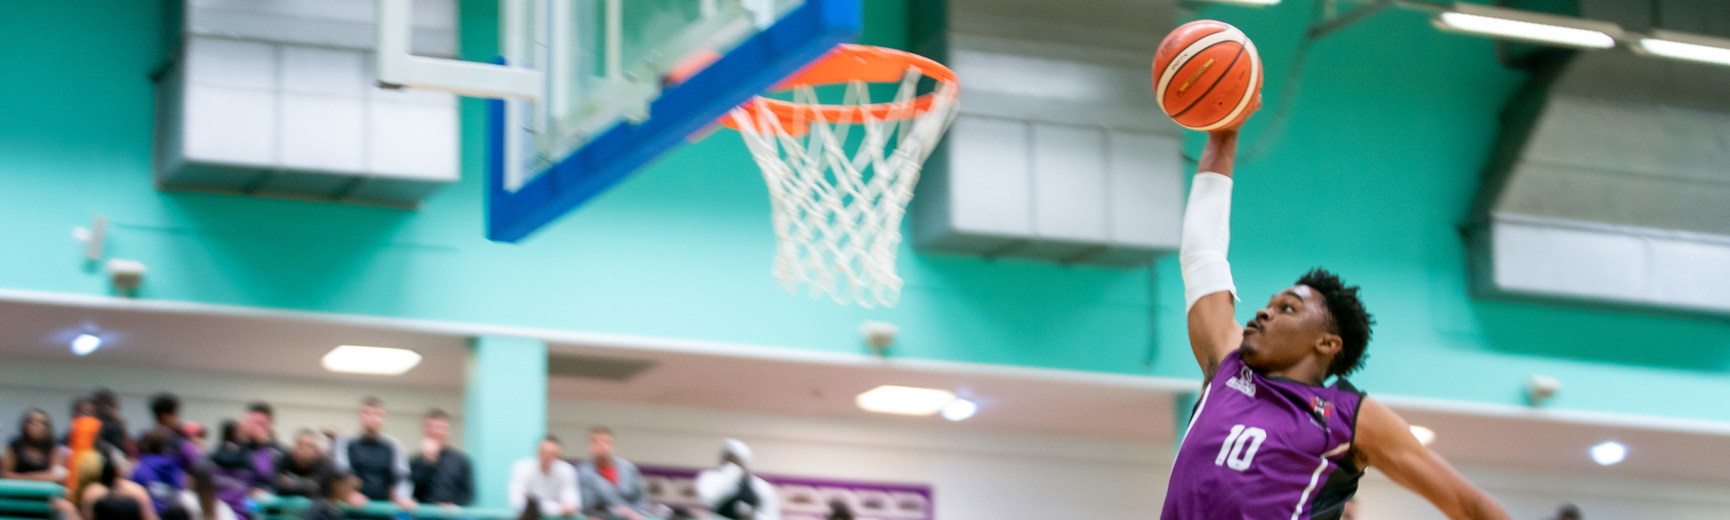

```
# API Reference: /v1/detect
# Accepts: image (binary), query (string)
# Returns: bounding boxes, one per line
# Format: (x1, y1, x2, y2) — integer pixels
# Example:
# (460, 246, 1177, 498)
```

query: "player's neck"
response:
(1263, 360, 1329, 386)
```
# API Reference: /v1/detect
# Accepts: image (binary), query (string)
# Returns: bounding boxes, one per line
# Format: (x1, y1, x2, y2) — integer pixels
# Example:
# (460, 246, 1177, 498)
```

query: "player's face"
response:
(1239, 285, 1339, 372)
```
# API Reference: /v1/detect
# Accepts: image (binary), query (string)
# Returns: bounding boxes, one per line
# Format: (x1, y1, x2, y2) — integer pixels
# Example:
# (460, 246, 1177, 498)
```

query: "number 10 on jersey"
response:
(1215, 424, 1266, 471)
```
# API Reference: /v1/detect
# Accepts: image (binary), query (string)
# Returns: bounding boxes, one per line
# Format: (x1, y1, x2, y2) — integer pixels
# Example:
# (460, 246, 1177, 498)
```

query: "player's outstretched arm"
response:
(1355, 398, 1510, 520)
(1183, 130, 1244, 380)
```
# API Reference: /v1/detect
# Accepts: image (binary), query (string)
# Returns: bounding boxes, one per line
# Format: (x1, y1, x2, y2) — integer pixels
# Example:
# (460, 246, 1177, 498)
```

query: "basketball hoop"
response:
(726, 44, 959, 308)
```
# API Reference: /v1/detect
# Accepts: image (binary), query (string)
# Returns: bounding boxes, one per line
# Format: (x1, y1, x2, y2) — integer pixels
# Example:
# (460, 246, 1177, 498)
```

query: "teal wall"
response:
(2, 1, 1728, 422)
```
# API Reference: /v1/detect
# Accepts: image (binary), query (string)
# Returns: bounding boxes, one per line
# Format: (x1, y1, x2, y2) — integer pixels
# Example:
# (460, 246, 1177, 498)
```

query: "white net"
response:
(728, 69, 959, 308)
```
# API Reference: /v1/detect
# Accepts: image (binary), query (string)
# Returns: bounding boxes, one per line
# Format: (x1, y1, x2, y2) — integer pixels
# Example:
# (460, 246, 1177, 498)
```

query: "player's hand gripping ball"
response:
(1153, 20, 1263, 132)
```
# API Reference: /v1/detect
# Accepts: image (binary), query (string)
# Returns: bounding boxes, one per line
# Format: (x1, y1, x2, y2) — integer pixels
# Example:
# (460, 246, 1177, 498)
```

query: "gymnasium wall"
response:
(3, 360, 1730, 520)
(1, 0, 1728, 429)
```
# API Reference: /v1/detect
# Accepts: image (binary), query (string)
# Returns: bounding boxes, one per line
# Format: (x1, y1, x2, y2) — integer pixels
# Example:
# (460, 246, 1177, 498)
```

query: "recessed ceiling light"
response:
(941, 399, 978, 421)
(71, 334, 102, 356)
(322, 345, 422, 375)
(856, 385, 956, 416)
(1409, 425, 1436, 446)
(1590, 441, 1626, 465)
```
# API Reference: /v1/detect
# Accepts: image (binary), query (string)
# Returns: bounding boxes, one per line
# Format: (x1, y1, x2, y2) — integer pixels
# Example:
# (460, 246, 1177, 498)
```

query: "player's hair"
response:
(1296, 268, 1374, 378)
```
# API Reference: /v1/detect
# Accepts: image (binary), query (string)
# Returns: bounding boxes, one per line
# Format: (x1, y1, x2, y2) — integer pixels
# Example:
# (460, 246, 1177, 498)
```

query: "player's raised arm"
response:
(1354, 398, 1511, 520)
(1182, 129, 1245, 380)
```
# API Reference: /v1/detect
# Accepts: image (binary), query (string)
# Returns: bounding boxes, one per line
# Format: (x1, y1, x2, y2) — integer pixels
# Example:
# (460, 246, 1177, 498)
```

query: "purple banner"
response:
(637, 465, 934, 520)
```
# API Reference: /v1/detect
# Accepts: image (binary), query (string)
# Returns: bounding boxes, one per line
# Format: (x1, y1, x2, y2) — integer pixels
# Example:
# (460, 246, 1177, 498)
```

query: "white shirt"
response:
(695, 463, 780, 520)
(508, 458, 581, 515)
(177, 491, 237, 520)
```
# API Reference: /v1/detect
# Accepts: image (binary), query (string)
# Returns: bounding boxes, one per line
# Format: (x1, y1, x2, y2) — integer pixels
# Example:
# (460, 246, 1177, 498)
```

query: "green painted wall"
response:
(2, 1, 1728, 422)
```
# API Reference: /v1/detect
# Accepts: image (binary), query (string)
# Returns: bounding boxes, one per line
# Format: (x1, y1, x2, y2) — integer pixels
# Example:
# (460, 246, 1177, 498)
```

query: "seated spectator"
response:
(5, 408, 68, 482)
(273, 430, 330, 497)
(825, 501, 852, 520)
(131, 430, 185, 513)
(695, 440, 778, 520)
(508, 436, 580, 516)
(77, 449, 159, 520)
(331, 397, 413, 508)
(409, 409, 472, 507)
(148, 393, 204, 469)
(575, 427, 649, 520)
(181, 423, 208, 454)
(303, 470, 357, 520)
(206, 420, 259, 520)
(178, 464, 237, 520)
(91, 389, 136, 460)
(65, 403, 103, 492)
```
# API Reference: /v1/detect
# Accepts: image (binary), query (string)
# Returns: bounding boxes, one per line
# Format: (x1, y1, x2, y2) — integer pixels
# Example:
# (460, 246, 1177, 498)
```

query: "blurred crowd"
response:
(2, 391, 792, 520)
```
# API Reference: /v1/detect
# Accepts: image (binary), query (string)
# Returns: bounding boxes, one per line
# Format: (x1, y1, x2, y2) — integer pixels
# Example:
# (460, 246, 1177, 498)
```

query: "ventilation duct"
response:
(1471, 0, 1730, 316)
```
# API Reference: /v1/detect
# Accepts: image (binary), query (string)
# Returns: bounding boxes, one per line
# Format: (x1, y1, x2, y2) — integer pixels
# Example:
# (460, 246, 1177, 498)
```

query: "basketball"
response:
(1153, 20, 1262, 131)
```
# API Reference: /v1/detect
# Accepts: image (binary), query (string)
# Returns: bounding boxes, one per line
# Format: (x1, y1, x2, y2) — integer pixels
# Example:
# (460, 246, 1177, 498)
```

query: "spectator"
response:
(1555, 503, 1582, 520)
(207, 420, 260, 520)
(65, 401, 104, 492)
(695, 439, 778, 520)
(274, 430, 330, 497)
(148, 393, 205, 468)
(131, 430, 185, 513)
(508, 436, 580, 516)
(331, 397, 414, 509)
(824, 501, 852, 520)
(5, 408, 68, 482)
(575, 427, 649, 520)
(178, 463, 237, 520)
(242, 403, 276, 448)
(77, 449, 159, 520)
(181, 423, 208, 453)
(409, 409, 473, 507)
(303, 470, 356, 520)
(91, 389, 136, 460)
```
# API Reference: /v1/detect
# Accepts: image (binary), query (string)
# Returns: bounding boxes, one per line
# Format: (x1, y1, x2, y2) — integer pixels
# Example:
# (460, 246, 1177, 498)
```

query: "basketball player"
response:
(1160, 117, 1511, 519)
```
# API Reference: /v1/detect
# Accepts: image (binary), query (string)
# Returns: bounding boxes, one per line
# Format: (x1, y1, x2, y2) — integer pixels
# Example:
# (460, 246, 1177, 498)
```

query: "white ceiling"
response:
(2, 293, 1728, 484)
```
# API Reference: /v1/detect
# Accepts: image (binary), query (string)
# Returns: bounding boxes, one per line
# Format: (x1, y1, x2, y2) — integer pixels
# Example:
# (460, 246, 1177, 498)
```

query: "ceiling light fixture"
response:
(322, 345, 423, 375)
(1589, 441, 1626, 466)
(1433, 4, 1620, 49)
(856, 385, 957, 416)
(1637, 31, 1730, 67)
(71, 334, 102, 356)
(941, 399, 978, 421)
(1409, 425, 1436, 446)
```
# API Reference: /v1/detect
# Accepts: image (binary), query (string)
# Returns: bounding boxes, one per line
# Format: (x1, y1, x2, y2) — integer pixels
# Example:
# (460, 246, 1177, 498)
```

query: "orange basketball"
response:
(1153, 20, 1262, 132)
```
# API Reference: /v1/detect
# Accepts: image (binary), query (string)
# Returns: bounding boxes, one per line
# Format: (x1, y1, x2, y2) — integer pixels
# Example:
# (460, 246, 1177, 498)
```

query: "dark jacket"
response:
(409, 447, 474, 506)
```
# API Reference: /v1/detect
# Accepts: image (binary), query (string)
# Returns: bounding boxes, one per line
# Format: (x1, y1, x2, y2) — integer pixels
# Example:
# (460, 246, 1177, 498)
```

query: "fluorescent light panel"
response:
(1434, 8, 1618, 49)
(71, 334, 102, 356)
(1590, 441, 1626, 465)
(941, 399, 978, 421)
(1639, 34, 1730, 66)
(323, 345, 423, 375)
(856, 385, 956, 416)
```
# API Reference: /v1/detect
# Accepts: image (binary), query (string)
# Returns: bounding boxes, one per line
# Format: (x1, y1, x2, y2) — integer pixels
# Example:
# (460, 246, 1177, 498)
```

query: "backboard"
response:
(375, 0, 862, 242)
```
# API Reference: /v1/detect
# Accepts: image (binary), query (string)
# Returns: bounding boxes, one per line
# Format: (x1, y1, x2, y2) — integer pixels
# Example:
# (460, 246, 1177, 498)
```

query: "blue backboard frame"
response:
(486, 0, 862, 243)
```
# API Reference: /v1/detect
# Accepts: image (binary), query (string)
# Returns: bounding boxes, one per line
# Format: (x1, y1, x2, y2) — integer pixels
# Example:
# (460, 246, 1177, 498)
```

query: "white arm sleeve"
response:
(1181, 172, 1238, 312)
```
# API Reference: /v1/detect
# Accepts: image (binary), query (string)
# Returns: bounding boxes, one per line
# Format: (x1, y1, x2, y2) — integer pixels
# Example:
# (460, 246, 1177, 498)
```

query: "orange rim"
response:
(721, 44, 958, 131)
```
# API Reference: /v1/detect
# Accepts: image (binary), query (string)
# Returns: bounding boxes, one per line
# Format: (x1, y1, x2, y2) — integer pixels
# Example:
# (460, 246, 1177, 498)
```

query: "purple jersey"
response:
(1162, 350, 1364, 520)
